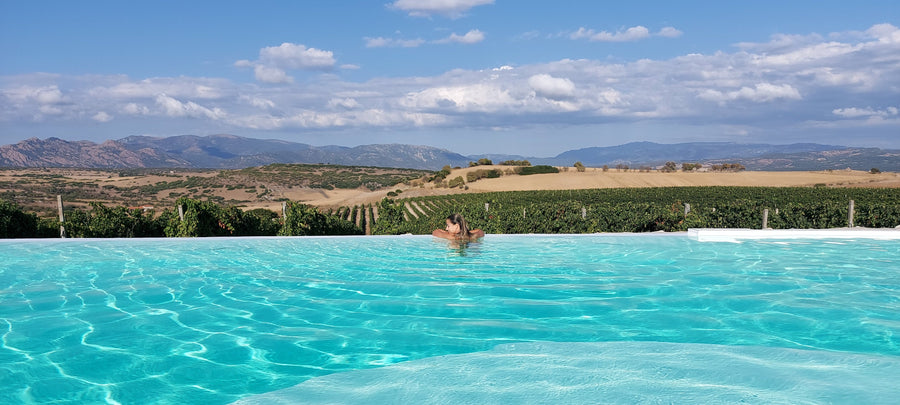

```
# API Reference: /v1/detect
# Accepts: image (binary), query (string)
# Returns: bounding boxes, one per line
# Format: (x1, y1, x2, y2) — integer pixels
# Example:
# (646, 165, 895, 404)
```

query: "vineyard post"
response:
(684, 203, 691, 216)
(57, 195, 66, 238)
(582, 206, 586, 220)
(282, 202, 287, 220)
(178, 205, 184, 222)
(848, 200, 855, 228)
(523, 207, 526, 219)
(485, 203, 489, 212)
(762, 208, 769, 230)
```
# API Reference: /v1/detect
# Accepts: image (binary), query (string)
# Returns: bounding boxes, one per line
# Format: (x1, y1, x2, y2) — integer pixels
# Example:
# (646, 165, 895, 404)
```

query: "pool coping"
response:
(687, 227, 900, 241)
(1, 228, 898, 242)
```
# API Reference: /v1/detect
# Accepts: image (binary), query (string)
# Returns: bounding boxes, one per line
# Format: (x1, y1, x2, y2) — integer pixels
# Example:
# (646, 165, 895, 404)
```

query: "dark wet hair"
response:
(446, 213, 470, 238)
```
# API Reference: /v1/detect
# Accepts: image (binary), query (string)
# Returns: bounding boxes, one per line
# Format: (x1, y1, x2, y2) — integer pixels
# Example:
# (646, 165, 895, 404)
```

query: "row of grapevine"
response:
(1, 198, 363, 238)
(366, 187, 900, 235)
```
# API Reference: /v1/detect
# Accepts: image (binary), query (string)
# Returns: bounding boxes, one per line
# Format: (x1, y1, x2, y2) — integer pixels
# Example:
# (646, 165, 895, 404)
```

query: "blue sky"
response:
(1, 0, 898, 156)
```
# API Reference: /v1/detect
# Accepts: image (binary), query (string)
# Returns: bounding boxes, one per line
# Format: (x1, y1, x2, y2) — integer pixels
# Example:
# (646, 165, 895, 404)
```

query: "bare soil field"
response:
(2, 166, 896, 215)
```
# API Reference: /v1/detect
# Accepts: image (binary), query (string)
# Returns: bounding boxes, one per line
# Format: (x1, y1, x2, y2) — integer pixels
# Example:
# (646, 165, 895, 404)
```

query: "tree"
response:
(661, 161, 677, 173)
(477, 158, 493, 166)
(574, 161, 586, 172)
(870, 168, 881, 174)
(602, 165, 609, 172)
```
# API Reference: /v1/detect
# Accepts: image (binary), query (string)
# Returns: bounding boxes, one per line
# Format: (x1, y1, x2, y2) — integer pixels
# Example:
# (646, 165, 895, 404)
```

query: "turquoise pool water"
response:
(1, 234, 898, 404)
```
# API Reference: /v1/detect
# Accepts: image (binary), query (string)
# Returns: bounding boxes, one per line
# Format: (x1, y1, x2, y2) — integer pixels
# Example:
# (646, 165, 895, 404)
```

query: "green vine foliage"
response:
(65, 202, 164, 238)
(367, 187, 900, 235)
(0, 200, 41, 238)
(371, 198, 407, 235)
(278, 201, 362, 236)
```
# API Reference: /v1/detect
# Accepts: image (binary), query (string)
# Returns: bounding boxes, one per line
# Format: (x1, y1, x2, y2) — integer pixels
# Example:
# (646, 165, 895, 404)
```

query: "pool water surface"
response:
(1, 234, 898, 404)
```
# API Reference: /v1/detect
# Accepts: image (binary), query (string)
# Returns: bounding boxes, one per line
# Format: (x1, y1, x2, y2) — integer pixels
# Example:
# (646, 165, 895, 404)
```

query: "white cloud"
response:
(365, 36, 426, 48)
(368, 30, 484, 48)
(833, 106, 899, 118)
(658, 27, 683, 38)
(391, 0, 493, 18)
(259, 43, 335, 70)
(328, 97, 360, 109)
(240, 95, 276, 109)
(866, 23, 900, 43)
(698, 83, 802, 103)
(91, 111, 112, 122)
(401, 84, 520, 112)
(89, 78, 225, 99)
(155, 94, 226, 120)
(236, 42, 336, 83)
(122, 103, 150, 115)
(4, 85, 64, 104)
(435, 29, 485, 44)
(571, 26, 650, 42)
(570, 25, 683, 42)
(253, 65, 292, 84)
(528, 74, 575, 100)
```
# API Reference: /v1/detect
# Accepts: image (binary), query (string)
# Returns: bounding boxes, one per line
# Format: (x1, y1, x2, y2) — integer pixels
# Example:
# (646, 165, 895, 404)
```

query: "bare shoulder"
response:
(469, 229, 485, 239)
(432, 229, 453, 239)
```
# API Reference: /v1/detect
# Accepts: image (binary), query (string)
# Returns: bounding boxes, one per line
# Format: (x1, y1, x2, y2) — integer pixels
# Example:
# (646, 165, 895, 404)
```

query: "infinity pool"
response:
(1, 234, 898, 404)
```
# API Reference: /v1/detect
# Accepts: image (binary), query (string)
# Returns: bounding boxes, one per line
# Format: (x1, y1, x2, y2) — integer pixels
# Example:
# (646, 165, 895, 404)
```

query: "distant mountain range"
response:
(1, 134, 897, 171)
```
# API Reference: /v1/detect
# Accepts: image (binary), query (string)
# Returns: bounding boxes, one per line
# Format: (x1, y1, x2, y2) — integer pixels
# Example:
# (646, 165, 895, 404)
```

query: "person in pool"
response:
(432, 213, 485, 241)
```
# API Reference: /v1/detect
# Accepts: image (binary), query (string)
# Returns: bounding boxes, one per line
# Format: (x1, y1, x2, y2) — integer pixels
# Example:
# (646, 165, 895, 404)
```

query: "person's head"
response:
(445, 213, 470, 237)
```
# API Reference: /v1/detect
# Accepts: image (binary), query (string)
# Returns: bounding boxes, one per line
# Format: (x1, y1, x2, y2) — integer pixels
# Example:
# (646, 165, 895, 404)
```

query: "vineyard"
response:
(3, 187, 900, 238)
(364, 187, 900, 235)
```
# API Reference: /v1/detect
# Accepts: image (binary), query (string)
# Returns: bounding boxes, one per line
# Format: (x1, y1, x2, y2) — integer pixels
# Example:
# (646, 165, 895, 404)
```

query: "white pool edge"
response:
(688, 227, 900, 242)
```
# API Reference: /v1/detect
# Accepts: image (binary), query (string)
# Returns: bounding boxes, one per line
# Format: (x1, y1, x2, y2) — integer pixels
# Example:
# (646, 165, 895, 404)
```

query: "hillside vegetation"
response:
(0, 164, 432, 216)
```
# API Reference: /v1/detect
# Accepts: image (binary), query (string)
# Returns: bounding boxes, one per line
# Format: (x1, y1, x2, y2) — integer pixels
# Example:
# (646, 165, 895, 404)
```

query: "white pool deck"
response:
(688, 227, 900, 242)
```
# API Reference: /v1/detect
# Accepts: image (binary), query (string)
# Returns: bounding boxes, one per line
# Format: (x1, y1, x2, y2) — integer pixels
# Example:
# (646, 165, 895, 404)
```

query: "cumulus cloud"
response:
(252, 64, 293, 84)
(570, 25, 682, 42)
(4, 85, 64, 104)
(528, 74, 575, 100)
(155, 94, 226, 120)
(365, 36, 426, 48)
(236, 43, 336, 83)
(401, 83, 520, 112)
(434, 29, 485, 44)
(391, 0, 493, 18)
(91, 111, 112, 122)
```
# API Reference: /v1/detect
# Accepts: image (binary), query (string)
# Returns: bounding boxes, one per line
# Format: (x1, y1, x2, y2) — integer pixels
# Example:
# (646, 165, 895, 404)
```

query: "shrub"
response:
(520, 165, 560, 175)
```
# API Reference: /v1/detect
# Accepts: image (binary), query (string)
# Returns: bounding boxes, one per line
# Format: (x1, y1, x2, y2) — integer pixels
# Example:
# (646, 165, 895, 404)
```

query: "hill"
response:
(1, 135, 898, 171)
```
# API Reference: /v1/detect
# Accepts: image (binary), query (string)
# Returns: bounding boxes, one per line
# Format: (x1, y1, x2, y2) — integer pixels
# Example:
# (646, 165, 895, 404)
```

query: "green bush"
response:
(279, 201, 362, 236)
(0, 200, 40, 238)
(520, 165, 560, 175)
